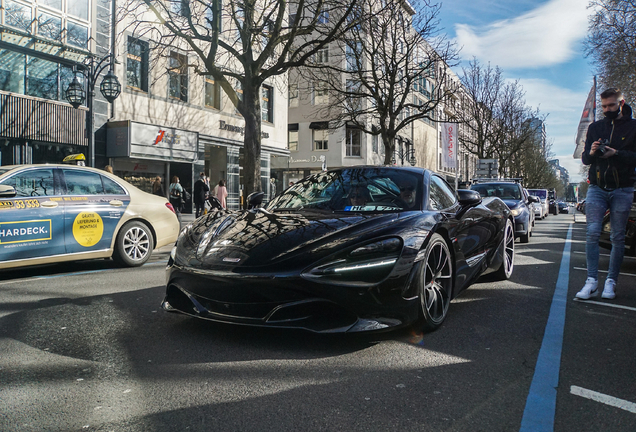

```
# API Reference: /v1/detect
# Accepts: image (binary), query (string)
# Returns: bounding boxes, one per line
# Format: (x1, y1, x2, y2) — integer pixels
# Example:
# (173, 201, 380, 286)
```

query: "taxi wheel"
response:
(113, 221, 154, 267)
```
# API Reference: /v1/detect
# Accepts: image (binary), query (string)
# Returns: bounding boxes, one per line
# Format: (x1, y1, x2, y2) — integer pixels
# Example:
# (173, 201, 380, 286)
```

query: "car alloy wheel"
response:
(419, 234, 453, 331)
(494, 218, 515, 280)
(113, 221, 154, 267)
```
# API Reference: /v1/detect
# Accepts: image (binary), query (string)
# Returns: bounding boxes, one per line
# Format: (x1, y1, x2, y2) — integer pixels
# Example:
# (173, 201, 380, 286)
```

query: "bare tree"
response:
(456, 58, 542, 177)
(119, 0, 362, 205)
(585, 0, 636, 101)
(297, 0, 459, 164)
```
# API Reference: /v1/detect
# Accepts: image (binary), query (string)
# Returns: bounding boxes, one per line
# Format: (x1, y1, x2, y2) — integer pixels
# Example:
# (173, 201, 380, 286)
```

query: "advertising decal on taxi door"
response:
(0, 168, 67, 261)
(60, 168, 130, 254)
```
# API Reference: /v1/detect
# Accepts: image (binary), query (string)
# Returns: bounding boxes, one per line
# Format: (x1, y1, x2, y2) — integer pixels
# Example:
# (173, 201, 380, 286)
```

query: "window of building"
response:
(372, 133, 378, 154)
(67, 0, 89, 20)
(315, 46, 329, 64)
(288, 82, 298, 108)
(346, 42, 361, 71)
(38, 13, 62, 41)
(205, 78, 220, 109)
(261, 84, 273, 123)
(345, 79, 361, 111)
(312, 82, 328, 105)
(170, 0, 190, 17)
(205, 0, 222, 31)
(313, 129, 328, 151)
(26, 56, 58, 100)
(127, 37, 149, 91)
(5, 0, 32, 32)
(0, 50, 26, 93)
(288, 130, 298, 151)
(317, 9, 328, 24)
(346, 126, 361, 156)
(169, 51, 188, 102)
(67, 21, 88, 48)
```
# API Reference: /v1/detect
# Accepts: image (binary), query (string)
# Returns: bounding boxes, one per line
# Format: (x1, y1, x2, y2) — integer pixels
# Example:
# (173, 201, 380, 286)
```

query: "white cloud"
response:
(455, 0, 590, 69)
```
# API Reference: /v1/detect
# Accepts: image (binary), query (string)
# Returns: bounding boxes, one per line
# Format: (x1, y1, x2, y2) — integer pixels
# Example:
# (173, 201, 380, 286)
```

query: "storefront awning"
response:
(309, 121, 329, 130)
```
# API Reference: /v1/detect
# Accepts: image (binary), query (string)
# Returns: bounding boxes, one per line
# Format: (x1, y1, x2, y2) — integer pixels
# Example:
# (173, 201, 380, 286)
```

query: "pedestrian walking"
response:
(193, 172, 210, 218)
(169, 175, 184, 217)
(152, 176, 165, 197)
(215, 180, 228, 209)
(576, 88, 636, 300)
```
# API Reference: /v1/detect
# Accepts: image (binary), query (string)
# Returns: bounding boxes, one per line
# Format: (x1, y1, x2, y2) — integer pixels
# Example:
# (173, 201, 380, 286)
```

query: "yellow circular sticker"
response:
(72, 212, 104, 247)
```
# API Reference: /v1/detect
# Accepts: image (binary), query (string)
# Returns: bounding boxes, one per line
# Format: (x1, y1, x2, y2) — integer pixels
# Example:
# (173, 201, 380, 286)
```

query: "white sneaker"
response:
(602, 279, 616, 299)
(575, 277, 598, 299)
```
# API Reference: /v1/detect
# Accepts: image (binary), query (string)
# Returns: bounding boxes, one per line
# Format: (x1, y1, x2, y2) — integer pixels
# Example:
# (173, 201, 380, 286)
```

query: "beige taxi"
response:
(0, 163, 179, 269)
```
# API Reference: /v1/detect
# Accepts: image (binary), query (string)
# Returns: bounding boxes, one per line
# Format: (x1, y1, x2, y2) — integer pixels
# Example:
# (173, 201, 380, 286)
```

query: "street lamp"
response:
(65, 55, 121, 168)
(391, 146, 417, 166)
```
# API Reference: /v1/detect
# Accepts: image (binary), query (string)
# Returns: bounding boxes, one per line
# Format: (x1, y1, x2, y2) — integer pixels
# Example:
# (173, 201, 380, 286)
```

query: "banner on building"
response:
(441, 123, 456, 169)
(573, 77, 596, 159)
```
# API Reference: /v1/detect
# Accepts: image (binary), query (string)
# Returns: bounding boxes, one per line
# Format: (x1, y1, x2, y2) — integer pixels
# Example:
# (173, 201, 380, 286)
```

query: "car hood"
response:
(502, 199, 523, 210)
(177, 209, 420, 269)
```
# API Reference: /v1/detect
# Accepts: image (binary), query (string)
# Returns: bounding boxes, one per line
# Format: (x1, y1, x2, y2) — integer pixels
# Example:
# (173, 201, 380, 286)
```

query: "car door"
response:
(0, 167, 66, 263)
(60, 168, 130, 255)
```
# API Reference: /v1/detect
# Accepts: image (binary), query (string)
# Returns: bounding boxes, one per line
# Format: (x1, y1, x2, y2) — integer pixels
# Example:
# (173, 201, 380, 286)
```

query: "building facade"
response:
(0, 0, 111, 167)
(107, 8, 289, 211)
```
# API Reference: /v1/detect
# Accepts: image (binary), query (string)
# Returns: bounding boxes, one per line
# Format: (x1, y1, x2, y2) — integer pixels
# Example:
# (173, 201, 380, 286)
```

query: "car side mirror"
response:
(457, 189, 482, 207)
(0, 184, 16, 198)
(528, 195, 540, 203)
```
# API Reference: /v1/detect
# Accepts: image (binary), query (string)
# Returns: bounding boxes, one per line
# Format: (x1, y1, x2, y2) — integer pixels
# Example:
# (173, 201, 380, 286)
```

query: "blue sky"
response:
(436, 0, 595, 182)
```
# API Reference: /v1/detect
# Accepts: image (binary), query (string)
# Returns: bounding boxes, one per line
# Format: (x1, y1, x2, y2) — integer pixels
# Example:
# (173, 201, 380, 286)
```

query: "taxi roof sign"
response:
(62, 154, 86, 166)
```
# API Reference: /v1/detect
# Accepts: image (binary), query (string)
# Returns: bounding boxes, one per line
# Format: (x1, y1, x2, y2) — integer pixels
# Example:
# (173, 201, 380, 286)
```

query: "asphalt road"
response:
(1, 212, 634, 432)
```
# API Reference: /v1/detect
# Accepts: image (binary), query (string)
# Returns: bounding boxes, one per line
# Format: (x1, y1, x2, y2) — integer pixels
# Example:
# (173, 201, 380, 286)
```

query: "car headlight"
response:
(510, 208, 521, 216)
(303, 237, 403, 285)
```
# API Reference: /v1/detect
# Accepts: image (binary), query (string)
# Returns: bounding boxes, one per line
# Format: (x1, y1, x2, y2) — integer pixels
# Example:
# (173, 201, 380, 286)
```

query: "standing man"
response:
(576, 88, 636, 300)
(193, 172, 210, 218)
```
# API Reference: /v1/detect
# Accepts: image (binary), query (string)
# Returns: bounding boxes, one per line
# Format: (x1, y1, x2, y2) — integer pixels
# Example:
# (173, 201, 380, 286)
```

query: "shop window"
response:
(0, 50, 25, 93)
(346, 127, 361, 156)
(288, 130, 298, 151)
(205, 78, 220, 109)
(261, 85, 273, 123)
(313, 129, 328, 151)
(127, 37, 149, 91)
(26, 56, 58, 100)
(169, 51, 188, 102)
(5, 0, 32, 33)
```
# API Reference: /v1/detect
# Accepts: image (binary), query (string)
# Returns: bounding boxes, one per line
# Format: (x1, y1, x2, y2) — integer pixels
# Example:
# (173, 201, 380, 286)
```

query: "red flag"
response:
(573, 77, 596, 158)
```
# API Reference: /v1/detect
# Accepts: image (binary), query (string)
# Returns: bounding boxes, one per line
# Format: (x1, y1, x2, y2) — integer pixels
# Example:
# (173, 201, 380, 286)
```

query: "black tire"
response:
(519, 231, 530, 243)
(417, 234, 453, 331)
(113, 221, 154, 267)
(493, 219, 515, 280)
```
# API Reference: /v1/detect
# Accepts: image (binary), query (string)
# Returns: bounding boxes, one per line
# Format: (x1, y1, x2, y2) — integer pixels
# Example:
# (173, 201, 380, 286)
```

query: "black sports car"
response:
(163, 167, 514, 333)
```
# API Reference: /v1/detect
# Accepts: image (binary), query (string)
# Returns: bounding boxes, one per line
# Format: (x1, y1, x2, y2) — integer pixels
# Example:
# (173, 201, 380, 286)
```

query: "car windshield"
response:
(471, 183, 522, 200)
(266, 168, 422, 212)
(527, 189, 547, 199)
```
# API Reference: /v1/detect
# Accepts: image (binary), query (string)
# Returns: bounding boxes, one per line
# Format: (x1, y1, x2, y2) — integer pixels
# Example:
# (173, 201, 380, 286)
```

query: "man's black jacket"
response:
(193, 179, 210, 204)
(582, 103, 636, 189)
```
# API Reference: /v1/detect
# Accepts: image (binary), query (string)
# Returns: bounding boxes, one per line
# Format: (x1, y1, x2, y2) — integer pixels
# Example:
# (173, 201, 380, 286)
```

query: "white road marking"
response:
(573, 267, 636, 277)
(572, 298, 636, 312)
(571, 386, 636, 414)
(573, 251, 636, 260)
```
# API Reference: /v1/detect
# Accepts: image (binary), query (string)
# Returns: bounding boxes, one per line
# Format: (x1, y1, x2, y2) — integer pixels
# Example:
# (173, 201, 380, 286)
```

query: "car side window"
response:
(102, 176, 126, 195)
(429, 176, 457, 210)
(63, 169, 104, 195)
(0, 168, 55, 197)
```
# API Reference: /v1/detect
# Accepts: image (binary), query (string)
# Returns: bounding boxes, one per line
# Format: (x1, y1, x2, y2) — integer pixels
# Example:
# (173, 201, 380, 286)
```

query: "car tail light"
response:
(166, 202, 176, 214)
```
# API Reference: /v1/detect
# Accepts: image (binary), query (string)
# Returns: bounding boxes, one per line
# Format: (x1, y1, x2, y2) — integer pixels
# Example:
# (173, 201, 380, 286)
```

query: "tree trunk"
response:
(241, 84, 262, 209)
